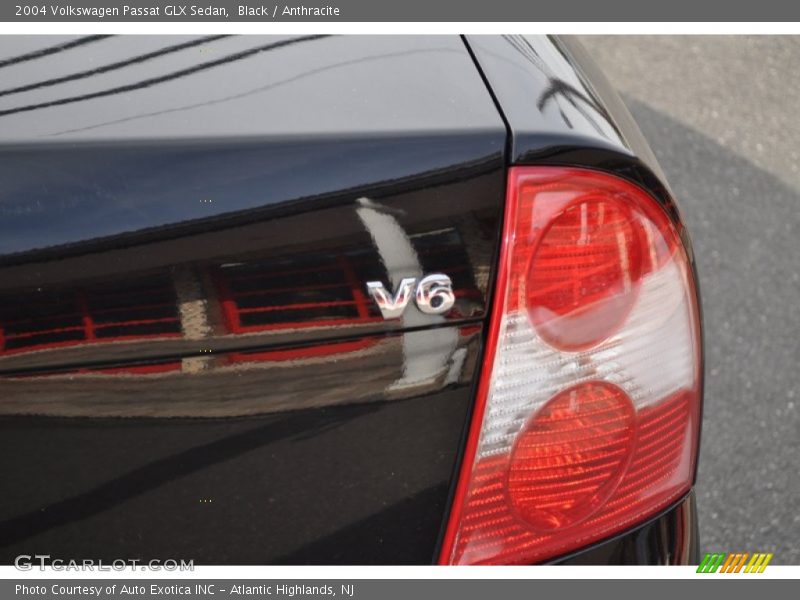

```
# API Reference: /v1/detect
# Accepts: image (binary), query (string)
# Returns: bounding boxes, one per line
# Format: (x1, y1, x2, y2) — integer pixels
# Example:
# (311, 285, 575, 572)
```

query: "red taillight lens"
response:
(508, 381, 637, 531)
(440, 167, 701, 565)
(526, 195, 645, 350)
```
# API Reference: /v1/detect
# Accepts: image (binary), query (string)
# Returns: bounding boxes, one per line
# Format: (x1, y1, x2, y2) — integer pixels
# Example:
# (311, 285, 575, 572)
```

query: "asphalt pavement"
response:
(579, 36, 800, 563)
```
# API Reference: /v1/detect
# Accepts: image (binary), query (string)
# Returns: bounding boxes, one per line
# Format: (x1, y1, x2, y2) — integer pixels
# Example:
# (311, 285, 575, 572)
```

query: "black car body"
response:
(0, 35, 701, 565)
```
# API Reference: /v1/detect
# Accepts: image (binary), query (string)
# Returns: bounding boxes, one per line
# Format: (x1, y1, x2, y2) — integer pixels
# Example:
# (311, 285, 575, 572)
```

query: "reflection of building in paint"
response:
(210, 250, 384, 364)
(0, 226, 481, 379)
(212, 250, 384, 334)
(0, 275, 183, 356)
(0, 222, 485, 418)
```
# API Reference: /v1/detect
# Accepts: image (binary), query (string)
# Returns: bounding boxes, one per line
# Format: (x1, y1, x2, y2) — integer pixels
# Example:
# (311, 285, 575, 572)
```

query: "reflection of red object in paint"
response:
(214, 254, 383, 334)
(214, 254, 384, 363)
(0, 277, 182, 357)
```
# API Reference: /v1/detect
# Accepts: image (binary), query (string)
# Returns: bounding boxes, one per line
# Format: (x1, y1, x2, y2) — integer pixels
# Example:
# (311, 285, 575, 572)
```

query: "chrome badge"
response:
(366, 274, 455, 319)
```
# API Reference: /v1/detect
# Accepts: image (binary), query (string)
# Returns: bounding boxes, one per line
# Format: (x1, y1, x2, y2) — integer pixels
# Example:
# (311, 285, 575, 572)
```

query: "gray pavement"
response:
(579, 36, 800, 564)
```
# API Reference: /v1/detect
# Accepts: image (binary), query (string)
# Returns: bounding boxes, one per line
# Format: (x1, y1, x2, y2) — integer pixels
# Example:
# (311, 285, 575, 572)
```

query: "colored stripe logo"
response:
(697, 552, 773, 573)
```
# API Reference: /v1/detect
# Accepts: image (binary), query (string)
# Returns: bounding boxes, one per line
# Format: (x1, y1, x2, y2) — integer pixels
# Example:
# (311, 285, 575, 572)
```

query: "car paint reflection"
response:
(0, 326, 481, 418)
(0, 208, 486, 418)
(0, 34, 506, 564)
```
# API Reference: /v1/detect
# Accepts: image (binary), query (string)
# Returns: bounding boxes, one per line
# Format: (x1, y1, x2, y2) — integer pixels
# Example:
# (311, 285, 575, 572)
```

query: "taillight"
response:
(439, 167, 701, 565)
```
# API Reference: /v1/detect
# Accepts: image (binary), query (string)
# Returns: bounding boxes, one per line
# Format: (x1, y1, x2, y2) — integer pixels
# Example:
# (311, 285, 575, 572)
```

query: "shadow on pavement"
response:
(625, 96, 799, 563)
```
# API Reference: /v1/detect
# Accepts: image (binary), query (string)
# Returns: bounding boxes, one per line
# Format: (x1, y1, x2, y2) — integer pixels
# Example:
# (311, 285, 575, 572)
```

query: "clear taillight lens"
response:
(439, 167, 702, 565)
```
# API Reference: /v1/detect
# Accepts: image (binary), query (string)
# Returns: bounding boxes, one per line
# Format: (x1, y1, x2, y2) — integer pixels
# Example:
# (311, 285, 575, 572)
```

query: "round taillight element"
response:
(507, 381, 636, 531)
(526, 196, 645, 350)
